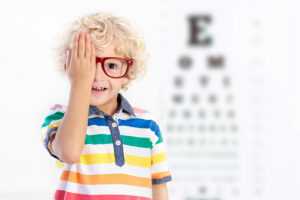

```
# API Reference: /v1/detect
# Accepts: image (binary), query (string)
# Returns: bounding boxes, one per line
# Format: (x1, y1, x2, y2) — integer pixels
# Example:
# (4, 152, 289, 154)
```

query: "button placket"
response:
(106, 117, 125, 167)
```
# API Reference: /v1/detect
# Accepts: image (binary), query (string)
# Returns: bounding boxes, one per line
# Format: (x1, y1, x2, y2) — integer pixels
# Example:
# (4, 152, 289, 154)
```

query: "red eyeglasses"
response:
(96, 57, 133, 78)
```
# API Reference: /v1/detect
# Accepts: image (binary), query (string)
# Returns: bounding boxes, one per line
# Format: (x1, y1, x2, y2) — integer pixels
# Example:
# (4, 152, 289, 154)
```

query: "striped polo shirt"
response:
(41, 93, 172, 200)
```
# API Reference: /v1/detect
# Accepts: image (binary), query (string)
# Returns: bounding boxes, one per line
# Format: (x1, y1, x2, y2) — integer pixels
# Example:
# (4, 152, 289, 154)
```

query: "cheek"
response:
(109, 80, 122, 89)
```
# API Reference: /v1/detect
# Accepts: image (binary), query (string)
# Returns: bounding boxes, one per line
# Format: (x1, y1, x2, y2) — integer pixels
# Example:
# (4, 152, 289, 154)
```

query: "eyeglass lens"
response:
(97, 58, 128, 77)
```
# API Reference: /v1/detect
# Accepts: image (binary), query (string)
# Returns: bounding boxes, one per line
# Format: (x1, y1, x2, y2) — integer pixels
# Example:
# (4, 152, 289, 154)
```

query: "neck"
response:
(96, 96, 120, 117)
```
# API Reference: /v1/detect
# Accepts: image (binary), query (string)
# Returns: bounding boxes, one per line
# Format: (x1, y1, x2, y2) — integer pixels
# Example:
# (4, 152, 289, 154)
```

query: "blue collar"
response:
(88, 93, 136, 117)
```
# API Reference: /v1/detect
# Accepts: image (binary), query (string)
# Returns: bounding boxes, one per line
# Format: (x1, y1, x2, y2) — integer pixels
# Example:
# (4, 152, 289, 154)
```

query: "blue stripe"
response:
(152, 175, 172, 184)
(119, 118, 161, 138)
(44, 126, 63, 162)
(87, 117, 162, 139)
(88, 117, 108, 126)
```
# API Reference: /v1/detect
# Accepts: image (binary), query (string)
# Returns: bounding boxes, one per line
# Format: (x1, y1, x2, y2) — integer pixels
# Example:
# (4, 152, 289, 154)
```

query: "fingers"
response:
(78, 31, 85, 58)
(72, 33, 78, 60)
(85, 33, 91, 58)
(90, 42, 95, 66)
(70, 30, 94, 69)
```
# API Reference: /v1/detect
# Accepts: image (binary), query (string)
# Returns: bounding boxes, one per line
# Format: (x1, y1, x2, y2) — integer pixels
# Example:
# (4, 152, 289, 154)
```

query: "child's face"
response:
(90, 41, 130, 112)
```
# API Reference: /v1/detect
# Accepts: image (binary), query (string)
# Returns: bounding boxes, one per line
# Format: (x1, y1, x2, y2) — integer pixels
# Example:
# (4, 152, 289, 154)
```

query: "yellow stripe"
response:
(151, 152, 166, 165)
(55, 160, 66, 169)
(125, 154, 151, 168)
(79, 153, 151, 168)
(46, 121, 61, 132)
(47, 143, 54, 154)
(80, 153, 115, 164)
(41, 122, 60, 150)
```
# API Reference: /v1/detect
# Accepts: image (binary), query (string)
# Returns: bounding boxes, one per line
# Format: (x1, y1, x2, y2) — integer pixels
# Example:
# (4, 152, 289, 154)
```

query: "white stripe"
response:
(119, 126, 151, 138)
(151, 142, 165, 155)
(57, 180, 152, 198)
(151, 162, 170, 174)
(87, 124, 109, 135)
(81, 144, 114, 154)
(150, 142, 171, 173)
(45, 105, 66, 116)
(124, 145, 151, 157)
(62, 163, 151, 178)
(81, 144, 151, 157)
(117, 112, 132, 120)
(149, 132, 158, 148)
(87, 120, 153, 139)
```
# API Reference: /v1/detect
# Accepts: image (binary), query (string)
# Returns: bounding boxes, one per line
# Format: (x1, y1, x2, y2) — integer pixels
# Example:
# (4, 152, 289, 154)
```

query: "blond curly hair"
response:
(51, 12, 150, 91)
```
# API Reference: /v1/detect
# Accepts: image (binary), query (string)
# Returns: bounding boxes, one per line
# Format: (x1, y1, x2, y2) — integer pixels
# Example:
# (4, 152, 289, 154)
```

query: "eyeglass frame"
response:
(96, 57, 133, 79)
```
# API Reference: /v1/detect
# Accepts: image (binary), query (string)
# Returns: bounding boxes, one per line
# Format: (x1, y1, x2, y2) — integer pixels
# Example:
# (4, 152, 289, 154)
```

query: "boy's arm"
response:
(152, 183, 169, 200)
(51, 83, 91, 164)
(50, 31, 95, 164)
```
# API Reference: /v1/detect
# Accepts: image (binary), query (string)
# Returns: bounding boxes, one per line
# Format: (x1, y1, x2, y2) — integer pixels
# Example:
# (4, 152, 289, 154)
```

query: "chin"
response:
(90, 97, 107, 106)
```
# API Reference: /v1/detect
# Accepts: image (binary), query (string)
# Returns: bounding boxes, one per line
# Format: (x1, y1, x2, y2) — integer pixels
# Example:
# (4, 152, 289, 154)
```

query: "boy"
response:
(41, 12, 172, 200)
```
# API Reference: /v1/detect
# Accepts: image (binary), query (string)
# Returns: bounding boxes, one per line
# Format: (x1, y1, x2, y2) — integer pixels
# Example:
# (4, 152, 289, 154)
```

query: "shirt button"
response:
(112, 122, 117, 127)
(116, 140, 121, 145)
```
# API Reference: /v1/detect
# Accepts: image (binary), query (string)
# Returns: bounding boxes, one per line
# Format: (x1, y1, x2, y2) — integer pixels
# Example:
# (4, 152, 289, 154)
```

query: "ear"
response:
(122, 76, 130, 85)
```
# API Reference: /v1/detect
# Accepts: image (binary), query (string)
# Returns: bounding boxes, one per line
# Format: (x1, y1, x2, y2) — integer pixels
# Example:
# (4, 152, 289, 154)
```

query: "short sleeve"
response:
(40, 104, 66, 161)
(149, 114, 172, 184)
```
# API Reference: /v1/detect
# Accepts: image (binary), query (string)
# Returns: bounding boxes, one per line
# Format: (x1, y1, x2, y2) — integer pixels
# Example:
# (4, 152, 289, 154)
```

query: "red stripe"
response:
(133, 108, 149, 113)
(55, 190, 152, 200)
(51, 104, 63, 110)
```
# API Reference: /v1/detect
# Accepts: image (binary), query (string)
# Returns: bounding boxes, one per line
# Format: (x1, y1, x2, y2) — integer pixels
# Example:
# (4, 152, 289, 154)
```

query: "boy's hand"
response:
(65, 30, 96, 87)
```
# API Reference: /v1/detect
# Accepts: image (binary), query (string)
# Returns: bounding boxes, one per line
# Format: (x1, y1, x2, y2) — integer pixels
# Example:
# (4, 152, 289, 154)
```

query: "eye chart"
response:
(155, 0, 299, 200)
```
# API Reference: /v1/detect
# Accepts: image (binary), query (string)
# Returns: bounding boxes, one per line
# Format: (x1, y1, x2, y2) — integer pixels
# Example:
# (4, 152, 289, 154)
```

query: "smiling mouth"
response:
(92, 88, 107, 94)
(92, 86, 108, 91)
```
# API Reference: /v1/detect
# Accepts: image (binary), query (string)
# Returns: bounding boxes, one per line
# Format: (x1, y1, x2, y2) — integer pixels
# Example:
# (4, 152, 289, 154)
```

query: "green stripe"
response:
(85, 134, 112, 144)
(41, 111, 64, 128)
(122, 135, 151, 148)
(155, 136, 163, 145)
(85, 134, 152, 148)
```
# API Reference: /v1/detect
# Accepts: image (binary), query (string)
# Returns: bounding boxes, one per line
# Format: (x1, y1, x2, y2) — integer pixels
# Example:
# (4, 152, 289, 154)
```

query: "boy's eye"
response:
(107, 63, 118, 69)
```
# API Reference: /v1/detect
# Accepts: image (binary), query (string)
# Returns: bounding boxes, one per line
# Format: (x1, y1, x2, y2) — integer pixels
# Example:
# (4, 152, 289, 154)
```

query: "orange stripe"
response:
(152, 170, 171, 179)
(60, 170, 151, 188)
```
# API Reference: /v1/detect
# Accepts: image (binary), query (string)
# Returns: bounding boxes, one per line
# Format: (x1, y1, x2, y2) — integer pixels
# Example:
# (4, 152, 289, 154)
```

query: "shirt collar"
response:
(88, 93, 136, 117)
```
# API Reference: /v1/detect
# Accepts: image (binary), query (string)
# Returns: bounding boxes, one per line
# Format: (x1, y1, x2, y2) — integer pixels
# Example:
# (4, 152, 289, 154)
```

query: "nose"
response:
(94, 63, 107, 81)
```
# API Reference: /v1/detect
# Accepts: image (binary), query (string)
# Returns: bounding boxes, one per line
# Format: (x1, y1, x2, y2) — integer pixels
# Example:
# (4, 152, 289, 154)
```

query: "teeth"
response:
(93, 86, 106, 90)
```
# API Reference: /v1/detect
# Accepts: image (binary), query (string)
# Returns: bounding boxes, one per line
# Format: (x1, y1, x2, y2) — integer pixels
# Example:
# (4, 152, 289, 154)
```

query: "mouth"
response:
(92, 86, 108, 93)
